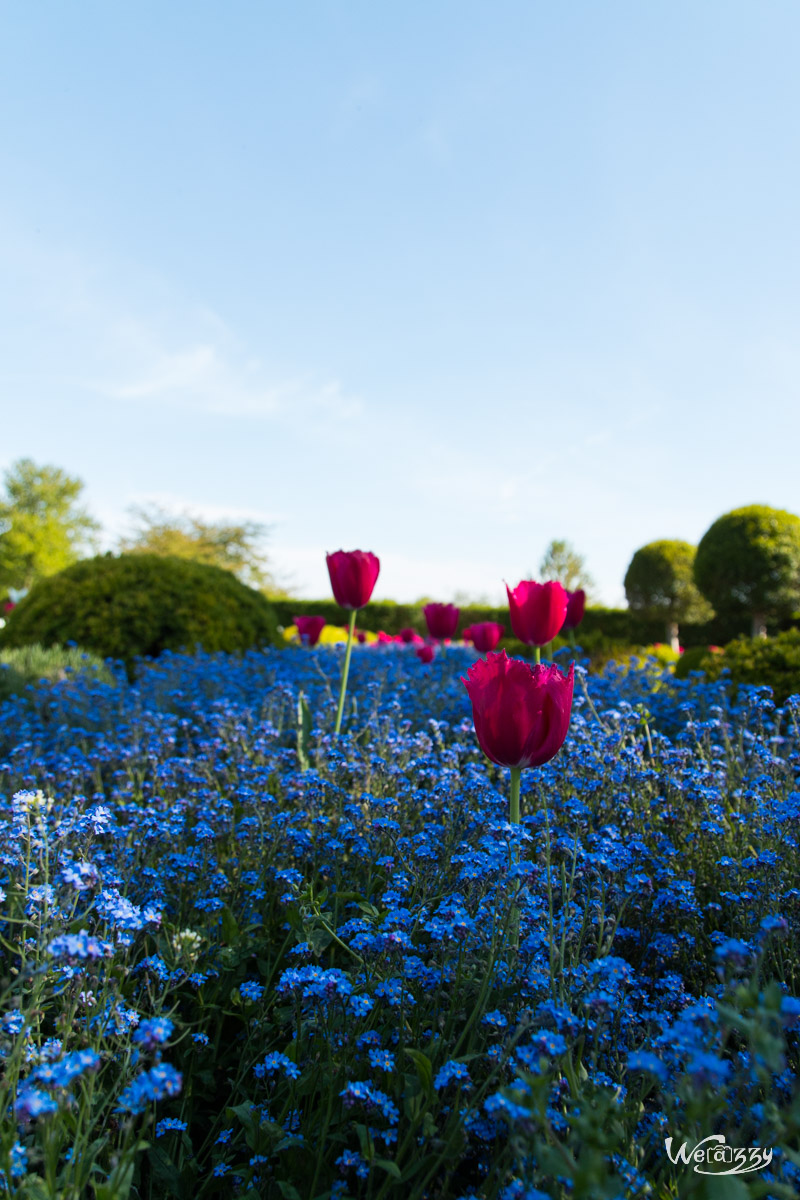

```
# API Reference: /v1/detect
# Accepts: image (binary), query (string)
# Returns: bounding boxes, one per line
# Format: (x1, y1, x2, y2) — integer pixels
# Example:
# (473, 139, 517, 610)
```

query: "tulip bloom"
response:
(326, 550, 380, 610)
(398, 627, 422, 645)
(467, 621, 504, 654)
(462, 651, 573, 772)
(294, 615, 326, 647)
(326, 549, 380, 735)
(506, 580, 567, 660)
(562, 589, 586, 632)
(423, 603, 460, 641)
(463, 651, 573, 949)
(416, 644, 435, 664)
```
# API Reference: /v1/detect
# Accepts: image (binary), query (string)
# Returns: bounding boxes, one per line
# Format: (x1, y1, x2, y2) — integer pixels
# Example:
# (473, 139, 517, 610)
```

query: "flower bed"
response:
(1, 646, 799, 1197)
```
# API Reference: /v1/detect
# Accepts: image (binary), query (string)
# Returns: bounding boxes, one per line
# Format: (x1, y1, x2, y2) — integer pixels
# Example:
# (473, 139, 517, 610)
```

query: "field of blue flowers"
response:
(1, 645, 799, 1199)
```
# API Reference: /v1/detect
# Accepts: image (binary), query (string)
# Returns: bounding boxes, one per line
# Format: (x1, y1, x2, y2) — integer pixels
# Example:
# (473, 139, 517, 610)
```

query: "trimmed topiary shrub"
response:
(624, 540, 712, 648)
(685, 629, 800, 704)
(694, 505, 800, 637)
(0, 554, 280, 676)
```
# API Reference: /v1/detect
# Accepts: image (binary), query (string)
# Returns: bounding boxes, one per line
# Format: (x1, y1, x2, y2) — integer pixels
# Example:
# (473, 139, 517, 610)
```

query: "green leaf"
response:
(374, 1158, 402, 1179)
(297, 691, 312, 770)
(277, 1182, 302, 1200)
(404, 1048, 433, 1096)
(699, 1177, 751, 1200)
(146, 1145, 184, 1197)
(95, 1157, 136, 1200)
(221, 906, 239, 944)
(227, 1101, 256, 1137)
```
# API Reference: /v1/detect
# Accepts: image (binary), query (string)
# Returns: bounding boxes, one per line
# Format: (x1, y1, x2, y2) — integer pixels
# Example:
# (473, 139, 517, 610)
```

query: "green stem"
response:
(509, 766, 521, 949)
(333, 610, 357, 736)
(509, 767, 521, 839)
(534, 645, 541, 665)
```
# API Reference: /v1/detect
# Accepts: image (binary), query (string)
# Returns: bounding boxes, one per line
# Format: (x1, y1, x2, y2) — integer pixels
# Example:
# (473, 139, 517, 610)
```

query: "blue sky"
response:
(2, 2, 799, 605)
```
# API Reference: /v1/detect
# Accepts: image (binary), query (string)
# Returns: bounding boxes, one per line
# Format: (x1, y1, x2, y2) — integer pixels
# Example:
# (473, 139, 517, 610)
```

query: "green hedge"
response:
(273, 599, 758, 648)
(678, 630, 800, 705)
(0, 554, 280, 677)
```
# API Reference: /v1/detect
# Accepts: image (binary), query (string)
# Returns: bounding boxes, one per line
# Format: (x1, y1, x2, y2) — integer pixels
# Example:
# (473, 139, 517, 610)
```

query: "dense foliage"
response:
(694, 506, 800, 631)
(274, 600, 673, 648)
(684, 629, 800, 706)
(0, 554, 280, 676)
(0, 458, 100, 594)
(623, 541, 712, 632)
(118, 504, 280, 593)
(1, 644, 799, 1197)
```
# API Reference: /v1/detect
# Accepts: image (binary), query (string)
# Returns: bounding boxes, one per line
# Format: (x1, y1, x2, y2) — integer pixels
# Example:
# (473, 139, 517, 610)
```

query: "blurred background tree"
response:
(0, 458, 100, 595)
(118, 503, 286, 594)
(694, 505, 800, 639)
(538, 538, 596, 598)
(624, 539, 712, 650)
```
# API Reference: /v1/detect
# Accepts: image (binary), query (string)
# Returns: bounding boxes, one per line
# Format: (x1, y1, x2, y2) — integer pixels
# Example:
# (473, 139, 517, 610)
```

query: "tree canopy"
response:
(694, 505, 800, 628)
(538, 539, 595, 597)
(624, 540, 712, 624)
(0, 458, 100, 594)
(118, 503, 283, 593)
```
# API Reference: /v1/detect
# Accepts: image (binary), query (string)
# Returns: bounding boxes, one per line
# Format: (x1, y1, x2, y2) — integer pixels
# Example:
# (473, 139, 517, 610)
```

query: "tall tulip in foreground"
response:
(326, 550, 380, 735)
(462, 650, 574, 942)
(506, 580, 568, 663)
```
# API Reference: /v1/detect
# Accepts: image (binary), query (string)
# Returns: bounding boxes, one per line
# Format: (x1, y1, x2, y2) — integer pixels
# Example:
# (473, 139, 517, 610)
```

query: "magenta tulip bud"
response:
(416, 644, 435, 663)
(423, 603, 460, 641)
(326, 550, 380, 610)
(294, 615, 326, 647)
(562, 589, 586, 632)
(462, 651, 573, 769)
(398, 627, 419, 644)
(506, 580, 568, 647)
(468, 622, 505, 653)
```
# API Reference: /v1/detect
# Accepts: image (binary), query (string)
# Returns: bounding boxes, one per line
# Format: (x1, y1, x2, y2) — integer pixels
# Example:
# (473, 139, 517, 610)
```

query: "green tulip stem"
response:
(509, 766, 521, 950)
(509, 766, 521, 832)
(534, 645, 541, 665)
(333, 610, 357, 736)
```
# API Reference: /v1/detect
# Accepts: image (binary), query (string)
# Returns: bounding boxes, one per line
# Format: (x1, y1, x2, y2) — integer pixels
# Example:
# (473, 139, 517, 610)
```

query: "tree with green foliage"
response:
(0, 459, 100, 594)
(538, 539, 596, 597)
(694, 505, 800, 638)
(624, 539, 712, 651)
(118, 503, 283, 594)
(0, 553, 280, 678)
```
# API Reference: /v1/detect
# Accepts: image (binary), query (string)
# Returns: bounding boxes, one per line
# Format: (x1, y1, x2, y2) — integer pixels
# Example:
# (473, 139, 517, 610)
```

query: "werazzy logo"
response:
(665, 1134, 772, 1175)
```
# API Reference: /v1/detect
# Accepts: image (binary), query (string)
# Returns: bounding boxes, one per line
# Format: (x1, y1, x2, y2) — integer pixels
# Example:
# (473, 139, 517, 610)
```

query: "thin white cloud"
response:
(3, 224, 364, 426)
(98, 316, 363, 422)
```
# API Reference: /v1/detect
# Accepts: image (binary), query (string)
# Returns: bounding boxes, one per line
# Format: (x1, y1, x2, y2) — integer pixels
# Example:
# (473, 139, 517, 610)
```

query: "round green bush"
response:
(673, 645, 720, 680)
(694, 505, 800, 627)
(624, 540, 711, 624)
(0, 554, 280, 674)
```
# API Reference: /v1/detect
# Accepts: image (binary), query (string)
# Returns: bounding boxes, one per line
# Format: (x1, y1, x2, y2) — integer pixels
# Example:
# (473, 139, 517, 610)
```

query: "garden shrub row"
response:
(676, 627, 800, 704)
(273, 599, 762, 649)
